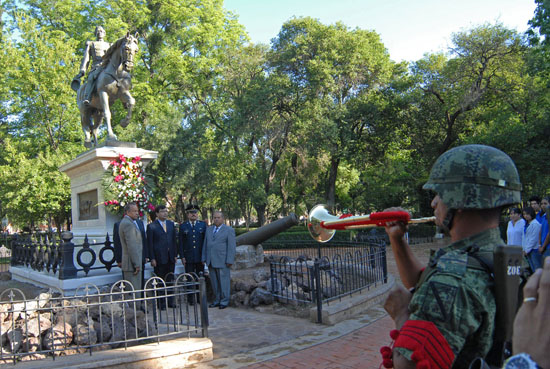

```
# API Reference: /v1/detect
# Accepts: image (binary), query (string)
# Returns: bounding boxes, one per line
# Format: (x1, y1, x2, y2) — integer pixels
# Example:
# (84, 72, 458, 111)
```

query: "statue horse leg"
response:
(79, 106, 93, 149)
(98, 90, 117, 141)
(119, 90, 135, 128)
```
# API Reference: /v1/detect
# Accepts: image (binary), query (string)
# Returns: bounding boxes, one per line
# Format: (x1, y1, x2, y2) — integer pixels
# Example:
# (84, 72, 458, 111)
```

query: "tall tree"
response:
(270, 17, 393, 206)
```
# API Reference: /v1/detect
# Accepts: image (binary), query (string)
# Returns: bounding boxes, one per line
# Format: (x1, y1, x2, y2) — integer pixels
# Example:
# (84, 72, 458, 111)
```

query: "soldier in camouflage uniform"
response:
(381, 145, 522, 369)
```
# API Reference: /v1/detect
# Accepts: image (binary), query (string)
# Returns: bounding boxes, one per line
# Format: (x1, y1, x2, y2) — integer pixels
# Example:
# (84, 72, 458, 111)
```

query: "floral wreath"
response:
(102, 154, 155, 216)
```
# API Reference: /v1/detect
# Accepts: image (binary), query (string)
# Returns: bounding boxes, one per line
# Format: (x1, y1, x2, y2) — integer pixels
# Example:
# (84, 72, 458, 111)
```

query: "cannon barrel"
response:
(236, 213, 298, 246)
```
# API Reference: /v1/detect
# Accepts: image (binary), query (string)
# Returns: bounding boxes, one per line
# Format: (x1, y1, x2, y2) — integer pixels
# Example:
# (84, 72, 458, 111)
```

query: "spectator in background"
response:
(506, 207, 525, 246)
(523, 206, 543, 272)
(539, 197, 549, 249)
(529, 196, 543, 221)
(540, 198, 550, 261)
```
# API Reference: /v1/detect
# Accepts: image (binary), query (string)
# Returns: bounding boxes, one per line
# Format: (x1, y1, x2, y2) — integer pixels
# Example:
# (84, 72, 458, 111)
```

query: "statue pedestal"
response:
(59, 143, 158, 243)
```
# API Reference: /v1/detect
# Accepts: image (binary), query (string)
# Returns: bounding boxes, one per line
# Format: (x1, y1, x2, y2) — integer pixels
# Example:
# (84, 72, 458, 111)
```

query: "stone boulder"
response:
(233, 245, 264, 269)
(249, 288, 273, 306)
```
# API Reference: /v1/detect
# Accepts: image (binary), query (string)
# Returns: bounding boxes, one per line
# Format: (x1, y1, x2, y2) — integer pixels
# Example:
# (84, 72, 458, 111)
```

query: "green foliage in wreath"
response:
(102, 154, 155, 216)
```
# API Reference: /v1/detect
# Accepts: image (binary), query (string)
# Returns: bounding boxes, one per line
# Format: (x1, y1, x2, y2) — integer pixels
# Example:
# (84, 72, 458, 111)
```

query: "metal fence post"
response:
(382, 242, 388, 283)
(58, 231, 77, 280)
(199, 276, 209, 337)
(314, 259, 323, 324)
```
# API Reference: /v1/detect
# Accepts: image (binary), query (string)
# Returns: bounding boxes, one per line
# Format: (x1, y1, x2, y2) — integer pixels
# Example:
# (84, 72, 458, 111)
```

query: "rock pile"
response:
(0, 290, 160, 362)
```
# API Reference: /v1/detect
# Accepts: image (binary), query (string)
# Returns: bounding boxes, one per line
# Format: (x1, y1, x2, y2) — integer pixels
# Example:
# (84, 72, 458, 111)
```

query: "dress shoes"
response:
(208, 303, 219, 308)
(219, 305, 228, 309)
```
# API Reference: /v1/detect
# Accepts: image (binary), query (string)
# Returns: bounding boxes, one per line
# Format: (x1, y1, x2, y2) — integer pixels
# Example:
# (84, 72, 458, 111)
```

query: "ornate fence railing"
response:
(0, 273, 207, 364)
(10, 232, 117, 279)
(267, 240, 387, 323)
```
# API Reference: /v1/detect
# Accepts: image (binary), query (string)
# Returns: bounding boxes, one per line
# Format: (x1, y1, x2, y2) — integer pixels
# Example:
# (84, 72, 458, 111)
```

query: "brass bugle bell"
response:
(307, 204, 436, 243)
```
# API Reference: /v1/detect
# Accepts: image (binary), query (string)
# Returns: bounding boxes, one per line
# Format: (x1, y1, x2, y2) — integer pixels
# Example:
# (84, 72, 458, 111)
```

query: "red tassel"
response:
(389, 329, 400, 340)
(380, 346, 392, 358)
(382, 358, 394, 368)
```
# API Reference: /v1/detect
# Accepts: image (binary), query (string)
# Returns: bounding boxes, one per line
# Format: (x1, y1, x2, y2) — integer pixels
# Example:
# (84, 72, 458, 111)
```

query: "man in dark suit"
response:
(179, 204, 207, 304)
(201, 211, 236, 309)
(147, 204, 177, 309)
(118, 202, 143, 291)
(114, 214, 148, 283)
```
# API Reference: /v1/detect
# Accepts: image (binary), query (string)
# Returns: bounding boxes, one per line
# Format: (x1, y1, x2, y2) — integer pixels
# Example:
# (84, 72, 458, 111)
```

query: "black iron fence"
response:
(262, 238, 386, 261)
(0, 273, 208, 364)
(10, 232, 117, 279)
(267, 240, 387, 323)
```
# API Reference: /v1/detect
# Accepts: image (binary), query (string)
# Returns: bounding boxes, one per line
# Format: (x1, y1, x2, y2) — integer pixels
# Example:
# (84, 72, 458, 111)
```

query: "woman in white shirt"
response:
(522, 206, 543, 271)
(507, 207, 525, 246)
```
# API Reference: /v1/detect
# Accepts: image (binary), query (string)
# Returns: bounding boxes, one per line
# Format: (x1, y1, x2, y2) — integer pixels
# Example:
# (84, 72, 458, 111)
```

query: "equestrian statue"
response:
(71, 26, 139, 148)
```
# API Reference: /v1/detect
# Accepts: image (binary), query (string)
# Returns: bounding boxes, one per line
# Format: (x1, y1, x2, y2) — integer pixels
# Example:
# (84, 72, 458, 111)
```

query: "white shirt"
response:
(506, 218, 525, 246)
(522, 219, 541, 253)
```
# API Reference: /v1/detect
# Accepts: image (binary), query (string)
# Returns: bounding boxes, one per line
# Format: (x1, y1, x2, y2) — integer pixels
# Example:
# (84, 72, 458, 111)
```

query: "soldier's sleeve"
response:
(395, 264, 495, 368)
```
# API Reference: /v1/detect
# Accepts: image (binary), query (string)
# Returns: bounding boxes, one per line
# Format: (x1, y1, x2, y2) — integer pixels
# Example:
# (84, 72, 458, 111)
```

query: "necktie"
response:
(213, 226, 219, 235)
(162, 221, 166, 232)
(192, 222, 195, 228)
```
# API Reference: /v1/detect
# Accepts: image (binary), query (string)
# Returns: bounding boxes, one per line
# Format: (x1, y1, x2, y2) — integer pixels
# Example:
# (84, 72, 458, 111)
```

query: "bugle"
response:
(307, 204, 436, 243)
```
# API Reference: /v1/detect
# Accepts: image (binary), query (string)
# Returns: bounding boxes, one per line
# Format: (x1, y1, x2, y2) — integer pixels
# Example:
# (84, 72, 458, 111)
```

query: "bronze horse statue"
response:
(75, 33, 139, 148)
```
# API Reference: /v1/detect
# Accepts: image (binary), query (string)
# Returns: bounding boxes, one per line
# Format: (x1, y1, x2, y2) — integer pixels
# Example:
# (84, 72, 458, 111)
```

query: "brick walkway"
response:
(244, 314, 395, 369)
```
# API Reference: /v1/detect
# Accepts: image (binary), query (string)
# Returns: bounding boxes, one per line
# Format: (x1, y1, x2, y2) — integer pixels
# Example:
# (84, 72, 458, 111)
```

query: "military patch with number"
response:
(420, 281, 458, 322)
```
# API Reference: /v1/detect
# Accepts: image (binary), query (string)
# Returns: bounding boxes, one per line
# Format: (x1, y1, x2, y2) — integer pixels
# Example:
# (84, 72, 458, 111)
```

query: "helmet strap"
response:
(440, 209, 456, 235)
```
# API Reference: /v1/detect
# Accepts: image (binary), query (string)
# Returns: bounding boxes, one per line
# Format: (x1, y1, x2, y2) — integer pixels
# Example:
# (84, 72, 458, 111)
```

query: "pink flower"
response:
(132, 156, 141, 163)
(104, 201, 108, 206)
(148, 203, 155, 211)
(119, 154, 126, 162)
(139, 211, 143, 217)
(114, 175, 123, 182)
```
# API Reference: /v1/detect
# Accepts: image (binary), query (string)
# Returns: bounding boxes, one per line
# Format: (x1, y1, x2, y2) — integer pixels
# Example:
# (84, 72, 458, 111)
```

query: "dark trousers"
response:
(185, 262, 203, 303)
(154, 261, 175, 307)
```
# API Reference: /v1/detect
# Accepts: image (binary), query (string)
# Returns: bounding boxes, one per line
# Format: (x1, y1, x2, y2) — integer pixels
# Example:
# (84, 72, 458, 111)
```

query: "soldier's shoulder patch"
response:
(436, 252, 468, 277)
(420, 281, 458, 322)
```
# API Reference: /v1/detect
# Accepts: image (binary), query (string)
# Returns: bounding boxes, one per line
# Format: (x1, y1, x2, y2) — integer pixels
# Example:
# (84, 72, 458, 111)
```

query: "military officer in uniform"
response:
(179, 204, 207, 304)
(382, 145, 522, 369)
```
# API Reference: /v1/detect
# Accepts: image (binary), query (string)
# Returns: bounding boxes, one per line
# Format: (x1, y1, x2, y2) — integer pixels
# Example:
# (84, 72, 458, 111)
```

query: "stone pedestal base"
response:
(59, 143, 157, 243)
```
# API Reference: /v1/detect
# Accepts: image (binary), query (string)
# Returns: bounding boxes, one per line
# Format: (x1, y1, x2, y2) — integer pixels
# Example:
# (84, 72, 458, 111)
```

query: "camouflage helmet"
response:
(422, 144, 521, 209)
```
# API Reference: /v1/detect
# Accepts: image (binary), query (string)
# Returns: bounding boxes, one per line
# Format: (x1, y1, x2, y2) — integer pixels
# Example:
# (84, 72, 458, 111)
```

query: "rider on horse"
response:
(72, 26, 111, 105)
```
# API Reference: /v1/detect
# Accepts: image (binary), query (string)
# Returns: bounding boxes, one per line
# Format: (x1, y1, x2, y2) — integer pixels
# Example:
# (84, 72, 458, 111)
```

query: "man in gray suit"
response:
(118, 202, 143, 291)
(201, 211, 236, 309)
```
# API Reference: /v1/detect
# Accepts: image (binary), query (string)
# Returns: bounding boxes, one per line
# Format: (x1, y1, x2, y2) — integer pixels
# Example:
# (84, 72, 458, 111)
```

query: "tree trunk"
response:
(326, 157, 340, 207)
(254, 204, 266, 226)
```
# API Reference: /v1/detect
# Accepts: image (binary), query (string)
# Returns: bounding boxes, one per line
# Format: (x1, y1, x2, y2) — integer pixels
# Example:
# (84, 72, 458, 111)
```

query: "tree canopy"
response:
(1, 1, 549, 230)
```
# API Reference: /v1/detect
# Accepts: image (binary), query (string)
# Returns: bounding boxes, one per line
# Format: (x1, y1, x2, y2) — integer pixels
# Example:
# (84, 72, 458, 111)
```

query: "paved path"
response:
(187, 242, 437, 369)
(243, 314, 394, 369)
(189, 304, 392, 369)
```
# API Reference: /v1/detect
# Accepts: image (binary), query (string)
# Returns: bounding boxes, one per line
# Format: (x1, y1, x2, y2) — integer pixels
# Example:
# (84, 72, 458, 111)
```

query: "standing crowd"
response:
(113, 202, 236, 310)
(507, 195, 550, 272)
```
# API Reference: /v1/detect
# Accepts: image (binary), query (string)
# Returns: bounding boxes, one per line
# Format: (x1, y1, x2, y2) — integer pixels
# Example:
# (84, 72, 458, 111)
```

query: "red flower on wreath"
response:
(102, 154, 154, 215)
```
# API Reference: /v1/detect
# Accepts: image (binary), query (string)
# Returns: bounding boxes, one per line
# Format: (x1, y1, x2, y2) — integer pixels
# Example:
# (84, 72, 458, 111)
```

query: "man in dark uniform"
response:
(114, 216, 148, 283)
(382, 145, 522, 369)
(147, 205, 177, 309)
(179, 204, 207, 304)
